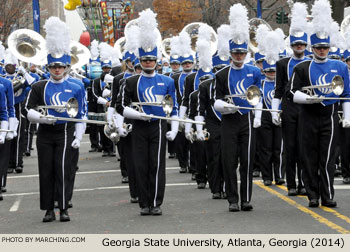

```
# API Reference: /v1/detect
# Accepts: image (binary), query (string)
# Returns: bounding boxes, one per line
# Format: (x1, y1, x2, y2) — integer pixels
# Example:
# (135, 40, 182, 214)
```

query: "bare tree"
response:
(0, 0, 31, 42)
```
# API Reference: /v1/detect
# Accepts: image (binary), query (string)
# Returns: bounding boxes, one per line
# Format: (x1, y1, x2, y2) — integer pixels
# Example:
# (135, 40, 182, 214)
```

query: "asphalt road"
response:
(1, 135, 350, 234)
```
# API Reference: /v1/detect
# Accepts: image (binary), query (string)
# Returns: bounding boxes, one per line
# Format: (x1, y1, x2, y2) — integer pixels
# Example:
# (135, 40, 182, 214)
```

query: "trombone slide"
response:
(141, 114, 205, 125)
(306, 97, 350, 101)
(0, 129, 15, 132)
(40, 116, 107, 125)
(223, 104, 282, 113)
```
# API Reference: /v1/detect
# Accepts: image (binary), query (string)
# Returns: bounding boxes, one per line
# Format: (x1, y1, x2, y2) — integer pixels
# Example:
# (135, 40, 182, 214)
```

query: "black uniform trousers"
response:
(175, 131, 190, 169)
(258, 112, 285, 182)
(205, 119, 224, 194)
(67, 149, 79, 202)
(24, 119, 36, 154)
(36, 123, 75, 210)
(0, 141, 11, 188)
(119, 133, 138, 198)
(340, 126, 350, 179)
(98, 125, 114, 153)
(9, 102, 26, 169)
(189, 142, 196, 174)
(132, 119, 167, 208)
(299, 104, 338, 202)
(221, 112, 256, 204)
(281, 100, 304, 190)
(194, 140, 207, 184)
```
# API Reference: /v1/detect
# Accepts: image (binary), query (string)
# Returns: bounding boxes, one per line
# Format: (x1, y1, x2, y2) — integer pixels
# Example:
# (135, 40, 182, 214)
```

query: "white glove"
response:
(271, 113, 281, 126)
(97, 97, 108, 105)
(0, 121, 8, 144)
(253, 101, 262, 128)
(214, 99, 238, 114)
(293, 91, 322, 104)
(184, 122, 193, 141)
(24, 72, 36, 85)
(123, 107, 148, 121)
(114, 113, 128, 137)
(253, 117, 261, 128)
(72, 123, 85, 149)
(104, 74, 114, 84)
(107, 107, 116, 129)
(166, 116, 179, 141)
(27, 109, 57, 125)
(179, 106, 187, 129)
(196, 131, 205, 141)
(17, 66, 27, 75)
(102, 89, 111, 98)
(117, 127, 128, 137)
(6, 117, 18, 140)
(342, 102, 350, 128)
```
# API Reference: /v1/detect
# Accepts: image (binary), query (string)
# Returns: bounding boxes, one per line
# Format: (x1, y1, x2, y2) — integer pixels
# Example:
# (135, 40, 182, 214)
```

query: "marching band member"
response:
(172, 32, 194, 174)
(286, 0, 350, 208)
(116, 9, 179, 216)
(25, 17, 84, 222)
(258, 29, 285, 186)
(92, 42, 115, 157)
(196, 24, 230, 198)
(108, 25, 138, 198)
(213, 4, 262, 212)
(0, 84, 9, 200)
(273, 2, 309, 196)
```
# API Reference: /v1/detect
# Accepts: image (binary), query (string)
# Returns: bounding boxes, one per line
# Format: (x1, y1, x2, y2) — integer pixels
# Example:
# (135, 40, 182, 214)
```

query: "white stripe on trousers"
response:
(62, 124, 68, 209)
(153, 120, 162, 207)
(325, 105, 335, 199)
(247, 112, 251, 202)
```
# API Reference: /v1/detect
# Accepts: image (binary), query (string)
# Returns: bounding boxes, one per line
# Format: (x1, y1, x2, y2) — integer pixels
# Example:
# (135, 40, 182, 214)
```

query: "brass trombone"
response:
(37, 97, 79, 118)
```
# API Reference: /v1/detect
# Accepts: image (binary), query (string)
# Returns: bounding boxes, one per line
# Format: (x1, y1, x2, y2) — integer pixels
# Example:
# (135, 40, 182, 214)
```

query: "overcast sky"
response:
(61, 0, 86, 41)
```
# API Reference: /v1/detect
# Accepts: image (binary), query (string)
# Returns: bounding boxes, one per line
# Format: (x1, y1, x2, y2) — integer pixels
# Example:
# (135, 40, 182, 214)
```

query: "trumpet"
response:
(37, 97, 79, 118)
(132, 95, 205, 125)
(302, 75, 344, 96)
(224, 85, 261, 106)
(12, 72, 26, 92)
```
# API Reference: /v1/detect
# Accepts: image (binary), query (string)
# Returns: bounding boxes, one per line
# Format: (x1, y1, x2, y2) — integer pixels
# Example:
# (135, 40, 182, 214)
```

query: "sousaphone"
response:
(8, 29, 47, 66)
(70, 40, 91, 70)
(248, 18, 272, 55)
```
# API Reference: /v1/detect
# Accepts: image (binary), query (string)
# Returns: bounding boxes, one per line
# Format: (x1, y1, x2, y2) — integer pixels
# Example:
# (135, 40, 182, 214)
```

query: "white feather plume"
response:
(217, 24, 230, 58)
(290, 2, 308, 35)
(44, 16, 70, 55)
(196, 39, 212, 70)
(329, 21, 345, 49)
(198, 24, 212, 44)
(345, 23, 350, 49)
(275, 28, 286, 52)
(170, 36, 182, 56)
(90, 40, 99, 59)
(229, 4, 249, 43)
(0, 42, 5, 61)
(111, 48, 121, 67)
(137, 9, 158, 50)
(256, 24, 270, 54)
(179, 30, 192, 56)
(4, 48, 18, 65)
(125, 25, 140, 54)
(311, 0, 333, 36)
(264, 30, 281, 63)
(99, 42, 114, 62)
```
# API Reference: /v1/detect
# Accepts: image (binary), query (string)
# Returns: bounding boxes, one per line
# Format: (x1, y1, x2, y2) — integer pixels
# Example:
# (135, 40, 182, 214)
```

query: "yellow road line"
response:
(276, 184, 350, 226)
(255, 181, 350, 234)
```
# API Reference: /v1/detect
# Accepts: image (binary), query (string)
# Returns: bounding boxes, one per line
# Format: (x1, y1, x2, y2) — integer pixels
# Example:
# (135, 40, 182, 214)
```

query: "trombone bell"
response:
(301, 75, 344, 96)
(37, 97, 79, 118)
(225, 85, 261, 106)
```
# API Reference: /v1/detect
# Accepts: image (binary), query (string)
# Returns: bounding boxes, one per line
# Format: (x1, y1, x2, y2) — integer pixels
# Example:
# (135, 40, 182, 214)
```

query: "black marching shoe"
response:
(298, 187, 307, 196)
(288, 188, 297, 196)
(321, 199, 337, 208)
(24, 151, 31, 157)
(343, 177, 350, 184)
(1, 187, 6, 192)
(252, 171, 260, 177)
(308, 199, 319, 208)
(179, 167, 187, 173)
(241, 202, 253, 211)
(275, 178, 285, 185)
(221, 192, 227, 199)
(150, 207, 162, 216)
(15, 166, 23, 173)
(59, 209, 70, 222)
(140, 207, 151, 216)
(68, 201, 73, 208)
(212, 193, 221, 199)
(229, 203, 240, 212)
(130, 197, 139, 203)
(263, 180, 272, 186)
(7, 168, 14, 174)
(191, 173, 196, 181)
(197, 183, 206, 189)
(42, 210, 56, 222)
(121, 176, 129, 183)
(0, 192, 3, 201)
(88, 147, 98, 153)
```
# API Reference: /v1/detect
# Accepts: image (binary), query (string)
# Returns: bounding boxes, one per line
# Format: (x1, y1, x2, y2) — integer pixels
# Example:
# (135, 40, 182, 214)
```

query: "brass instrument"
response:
(248, 18, 272, 55)
(341, 14, 350, 39)
(181, 22, 217, 56)
(224, 85, 261, 106)
(302, 75, 349, 101)
(37, 97, 79, 118)
(12, 72, 26, 92)
(70, 40, 91, 69)
(7, 29, 47, 66)
(161, 37, 172, 60)
(187, 128, 210, 143)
